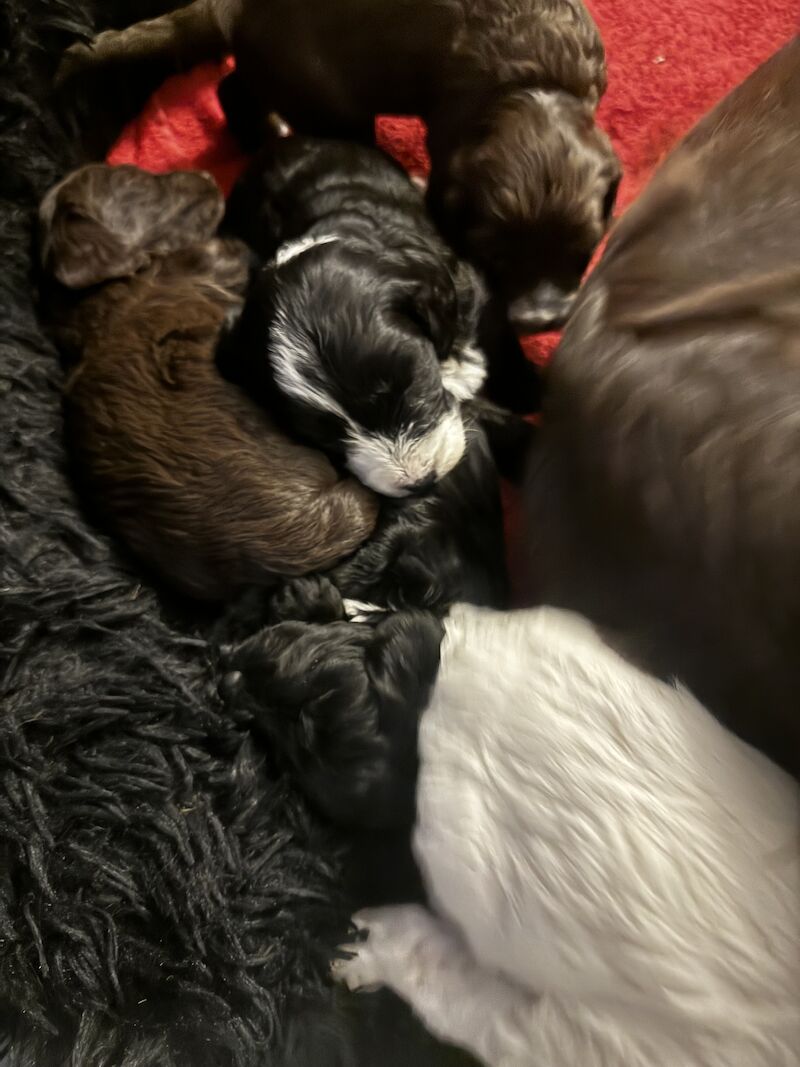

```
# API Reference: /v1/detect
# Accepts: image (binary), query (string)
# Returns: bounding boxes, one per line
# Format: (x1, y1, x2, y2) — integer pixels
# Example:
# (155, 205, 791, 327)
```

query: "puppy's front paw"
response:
(333, 935, 383, 993)
(269, 575, 345, 624)
(333, 905, 441, 991)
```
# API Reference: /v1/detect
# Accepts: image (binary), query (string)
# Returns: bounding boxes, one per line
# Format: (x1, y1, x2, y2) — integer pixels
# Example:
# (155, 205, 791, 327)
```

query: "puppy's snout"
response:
(346, 408, 466, 497)
(508, 284, 578, 333)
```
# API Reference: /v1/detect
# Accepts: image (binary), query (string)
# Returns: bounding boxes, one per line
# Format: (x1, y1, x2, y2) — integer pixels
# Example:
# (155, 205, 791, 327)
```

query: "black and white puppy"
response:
(220, 135, 504, 497)
(225, 599, 800, 1066)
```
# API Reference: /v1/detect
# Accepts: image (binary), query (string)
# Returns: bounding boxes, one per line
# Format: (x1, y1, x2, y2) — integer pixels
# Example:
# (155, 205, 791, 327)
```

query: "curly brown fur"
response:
(41, 163, 378, 601)
(524, 38, 800, 779)
(57, 0, 620, 328)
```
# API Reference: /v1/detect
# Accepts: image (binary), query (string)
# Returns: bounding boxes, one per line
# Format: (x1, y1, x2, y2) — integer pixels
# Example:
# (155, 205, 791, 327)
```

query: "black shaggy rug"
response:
(0, 2, 474, 1064)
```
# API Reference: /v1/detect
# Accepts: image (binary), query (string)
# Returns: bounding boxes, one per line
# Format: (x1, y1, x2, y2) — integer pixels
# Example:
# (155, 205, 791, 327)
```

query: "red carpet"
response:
(107, 5, 797, 588)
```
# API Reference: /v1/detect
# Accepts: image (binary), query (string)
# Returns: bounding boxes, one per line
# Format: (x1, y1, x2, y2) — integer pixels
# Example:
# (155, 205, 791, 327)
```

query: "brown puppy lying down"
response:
(58, 0, 621, 332)
(525, 38, 800, 776)
(40, 163, 378, 600)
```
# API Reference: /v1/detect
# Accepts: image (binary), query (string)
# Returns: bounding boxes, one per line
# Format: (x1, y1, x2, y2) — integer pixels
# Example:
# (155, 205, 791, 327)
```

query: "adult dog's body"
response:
(41, 164, 377, 600)
(227, 606, 800, 1062)
(524, 38, 800, 776)
(59, 0, 620, 329)
(338, 604, 800, 1066)
(229, 599, 800, 1066)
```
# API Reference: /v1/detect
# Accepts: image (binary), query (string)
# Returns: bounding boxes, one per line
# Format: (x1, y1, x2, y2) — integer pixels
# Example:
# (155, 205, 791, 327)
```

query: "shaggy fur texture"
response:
(324, 604, 799, 1066)
(56, 0, 620, 328)
(524, 38, 800, 778)
(0, 2, 478, 1064)
(40, 163, 377, 600)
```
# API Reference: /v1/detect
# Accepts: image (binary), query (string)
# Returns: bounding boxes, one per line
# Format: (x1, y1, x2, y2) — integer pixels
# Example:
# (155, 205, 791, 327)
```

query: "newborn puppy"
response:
(58, 0, 620, 329)
(229, 600, 800, 1065)
(219, 136, 499, 498)
(524, 38, 800, 777)
(40, 163, 378, 601)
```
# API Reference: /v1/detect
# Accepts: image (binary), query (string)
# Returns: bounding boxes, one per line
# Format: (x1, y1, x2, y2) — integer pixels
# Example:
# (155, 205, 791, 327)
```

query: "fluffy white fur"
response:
(345, 409, 466, 497)
(440, 344, 487, 402)
(336, 604, 800, 1066)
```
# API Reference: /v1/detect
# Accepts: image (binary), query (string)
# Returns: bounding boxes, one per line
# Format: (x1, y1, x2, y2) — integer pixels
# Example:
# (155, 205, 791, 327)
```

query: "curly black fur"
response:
(0, 1, 478, 1064)
(226, 593, 444, 829)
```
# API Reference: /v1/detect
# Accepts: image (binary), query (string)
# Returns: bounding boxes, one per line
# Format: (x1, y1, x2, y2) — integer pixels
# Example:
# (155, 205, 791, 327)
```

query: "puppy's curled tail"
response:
(222, 586, 444, 829)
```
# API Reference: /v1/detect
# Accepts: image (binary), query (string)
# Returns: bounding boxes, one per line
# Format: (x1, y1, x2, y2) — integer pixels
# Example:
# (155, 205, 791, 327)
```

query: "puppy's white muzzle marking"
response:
(346, 409, 466, 497)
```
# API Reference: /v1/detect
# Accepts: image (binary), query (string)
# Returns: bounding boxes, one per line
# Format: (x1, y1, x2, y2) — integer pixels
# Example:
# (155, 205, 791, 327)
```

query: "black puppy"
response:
(227, 602, 441, 830)
(219, 135, 539, 496)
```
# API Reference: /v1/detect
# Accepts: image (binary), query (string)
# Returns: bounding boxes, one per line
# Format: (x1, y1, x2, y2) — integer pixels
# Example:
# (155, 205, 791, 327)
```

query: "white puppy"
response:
(335, 604, 800, 1067)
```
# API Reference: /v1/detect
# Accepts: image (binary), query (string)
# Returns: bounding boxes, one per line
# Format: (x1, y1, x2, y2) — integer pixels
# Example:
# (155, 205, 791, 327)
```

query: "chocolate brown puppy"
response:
(40, 163, 378, 600)
(58, 0, 620, 331)
(524, 39, 800, 776)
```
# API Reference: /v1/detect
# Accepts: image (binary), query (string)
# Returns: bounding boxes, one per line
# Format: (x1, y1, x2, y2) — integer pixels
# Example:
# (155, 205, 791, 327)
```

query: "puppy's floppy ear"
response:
(222, 610, 444, 828)
(39, 163, 224, 288)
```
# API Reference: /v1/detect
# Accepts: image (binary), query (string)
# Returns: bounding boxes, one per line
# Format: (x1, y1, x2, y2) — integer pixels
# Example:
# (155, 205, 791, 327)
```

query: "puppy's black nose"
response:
(405, 475, 437, 496)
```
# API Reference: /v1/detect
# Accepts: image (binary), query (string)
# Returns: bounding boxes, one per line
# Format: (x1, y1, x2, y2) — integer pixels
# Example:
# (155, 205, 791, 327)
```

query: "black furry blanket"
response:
(0, 3, 473, 1064)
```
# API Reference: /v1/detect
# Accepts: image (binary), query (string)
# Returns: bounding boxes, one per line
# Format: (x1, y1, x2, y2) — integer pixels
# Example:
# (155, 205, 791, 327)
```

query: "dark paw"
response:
(268, 575, 346, 625)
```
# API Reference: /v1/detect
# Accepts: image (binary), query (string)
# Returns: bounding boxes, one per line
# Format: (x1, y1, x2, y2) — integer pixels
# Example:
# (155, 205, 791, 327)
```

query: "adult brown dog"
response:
(40, 163, 378, 600)
(524, 38, 800, 776)
(58, 0, 621, 332)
